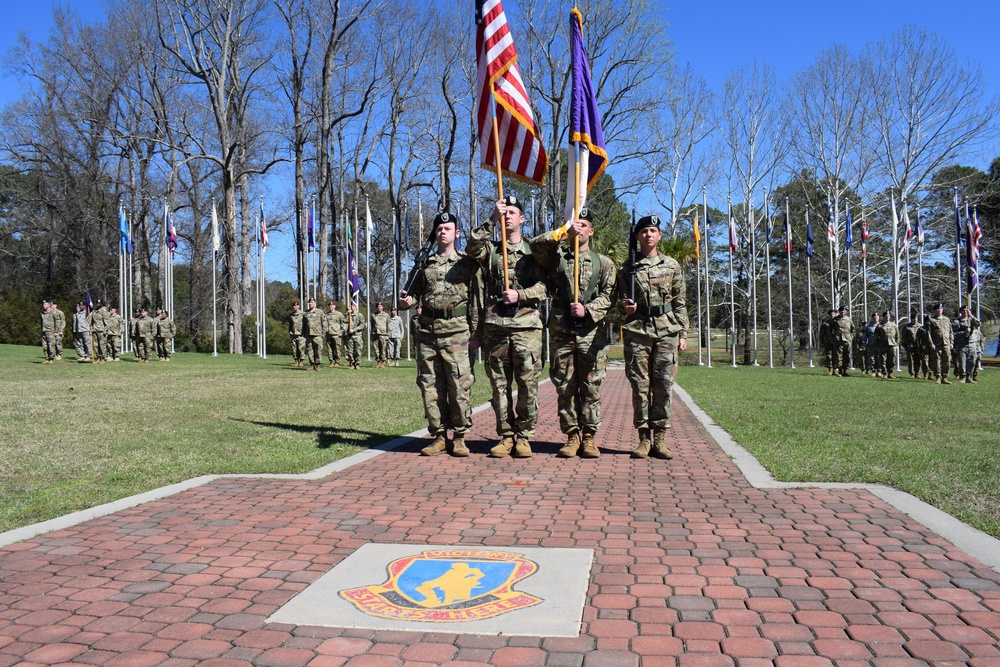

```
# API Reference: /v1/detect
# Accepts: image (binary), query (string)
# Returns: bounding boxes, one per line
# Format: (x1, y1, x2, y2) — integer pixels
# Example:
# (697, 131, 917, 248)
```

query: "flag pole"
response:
(806, 208, 814, 367)
(827, 197, 835, 310)
(845, 204, 853, 369)
(904, 198, 912, 317)
(703, 189, 711, 368)
(365, 195, 372, 361)
(748, 198, 758, 366)
(785, 198, 794, 369)
(917, 205, 925, 317)
(695, 211, 703, 366)
(962, 196, 970, 308)
(127, 212, 134, 353)
(764, 189, 772, 368)
(573, 142, 581, 302)
(728, 197, 736, 367)
(213, 200, 218, 357)
(488, 80, 511, 292)
(891, 195, 900, 335)
(955, 190, 963, 306)
(862, 207, 868, 322)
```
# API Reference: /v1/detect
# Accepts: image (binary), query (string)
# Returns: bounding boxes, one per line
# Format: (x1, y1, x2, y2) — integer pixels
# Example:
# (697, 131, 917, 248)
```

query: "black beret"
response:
(633, 215, 660, 236)
(432, 211, 460, 228)
(502, 194, 523, 211)
(578, 207, 593, 222)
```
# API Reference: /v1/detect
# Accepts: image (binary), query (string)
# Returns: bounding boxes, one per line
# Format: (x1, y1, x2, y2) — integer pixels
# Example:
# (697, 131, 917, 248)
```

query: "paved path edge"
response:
(672, 383, 1000, 574)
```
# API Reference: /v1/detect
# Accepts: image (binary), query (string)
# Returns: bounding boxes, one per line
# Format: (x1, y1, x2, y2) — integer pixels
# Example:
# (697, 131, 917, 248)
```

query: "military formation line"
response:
(39, 302, 177, 364)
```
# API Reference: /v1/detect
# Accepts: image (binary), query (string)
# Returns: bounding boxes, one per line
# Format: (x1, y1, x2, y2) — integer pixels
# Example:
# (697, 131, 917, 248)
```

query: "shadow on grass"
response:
(231, 418, 424, 451)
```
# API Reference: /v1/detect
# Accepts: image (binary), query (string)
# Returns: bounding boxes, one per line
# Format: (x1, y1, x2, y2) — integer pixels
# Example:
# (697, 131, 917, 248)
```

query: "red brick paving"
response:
(2, 369, 999, 665)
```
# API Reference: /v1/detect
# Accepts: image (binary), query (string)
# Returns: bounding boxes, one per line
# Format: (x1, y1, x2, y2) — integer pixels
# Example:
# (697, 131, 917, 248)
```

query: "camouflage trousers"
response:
(344, 334, 363, 365)
(306, 335, 323, 366)
(55, 334, 63, 357)
(416, 330, 474, 436)
(931, 346, 950, 379)
(624, 331, 678, 430)
(374, 335, 389, 363)
(483, 325, 543, 438)
(92, 331, 108, 360)
(876, 346, 897, 374)
(821, 347, 832, 369)
(156, 337, 172, 360)
(107, 334, 122, 360)
(832, 341, 851, 373)
(549, 327, 609, 435)
(388, 337, 403, 361)
(905, 348, 926, 376)
(41, 333, 58, 361)
(136, 336, 153, 361)
(290, 335, 306, 363)
(326, 334, 342, 364)
(73, 332, 91, 359)
(958, 345, 978, 378)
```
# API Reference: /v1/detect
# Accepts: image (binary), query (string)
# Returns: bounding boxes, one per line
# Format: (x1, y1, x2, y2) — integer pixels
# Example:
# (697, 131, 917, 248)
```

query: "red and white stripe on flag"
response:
(475, 0, 547, 185)
(728, 216, 737, 251)
(861, 220, 869, 259)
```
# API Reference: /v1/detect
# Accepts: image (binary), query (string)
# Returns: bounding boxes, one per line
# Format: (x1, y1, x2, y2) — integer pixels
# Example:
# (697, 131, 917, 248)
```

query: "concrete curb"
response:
(673, 383, 1000, 574)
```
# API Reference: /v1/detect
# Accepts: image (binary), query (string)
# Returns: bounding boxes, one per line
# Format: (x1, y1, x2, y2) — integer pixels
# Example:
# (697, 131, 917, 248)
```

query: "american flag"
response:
(728, 204, 737, 252)
(475, 0, 547, 185)
(165, 205, 178, 253)
(968, 208, 983, 292)
(260, 200, 270, 250)
(861, 218, 869, 259)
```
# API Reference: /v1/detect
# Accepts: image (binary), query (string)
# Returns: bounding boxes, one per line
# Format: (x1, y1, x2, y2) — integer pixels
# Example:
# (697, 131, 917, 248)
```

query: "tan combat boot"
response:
(489, 436, 515, 458)
(827, 368, 834, 376)
(421, 434, 447, 456)
(513, 437, 533, 458)
(557, 432, 581, 458)
(579, 432, 600, 459)
(631, 429, 652, 459)
(940, 376, 951, 385)
(651, 429, 675, 459)
(451, 435, 470, 457)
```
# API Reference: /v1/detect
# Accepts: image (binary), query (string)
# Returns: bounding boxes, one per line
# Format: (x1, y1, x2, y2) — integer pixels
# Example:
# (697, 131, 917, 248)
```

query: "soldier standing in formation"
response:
(852, 322, 868, 375)
(819, 309, 836, 375)
(157, 310, 176, 361)
(303, 297, 325, 371)
(134, 307, 157, 362)
(72, 302, 92, 362)
(954, 305, 981, 383)
(831, 306, 854, 376)
(927, 303, 953, 384)
(371, 302, 391, 368)
(51, 301, 66, 360)
(531, 208, 616, 459)
(399, 211, 482, 457)
(288, 301, 306, 367)
(343, 303, 365, 369)
(861, 313, 878, 375)
(107, 306, 124, 361)
(617, 215, 689, 459)
(875, 311, 898, 379)
(91, 301, 110, 363)
(40, 301, 58, 363)
(901, 313, 922, 379)
(388, 308, 404, 367)
(468, 195, 547, 459)
(324, 301, 345, 367)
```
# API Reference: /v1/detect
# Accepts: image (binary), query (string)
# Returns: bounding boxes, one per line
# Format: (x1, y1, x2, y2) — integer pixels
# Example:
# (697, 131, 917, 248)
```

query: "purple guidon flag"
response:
(563, 7, 607, 225)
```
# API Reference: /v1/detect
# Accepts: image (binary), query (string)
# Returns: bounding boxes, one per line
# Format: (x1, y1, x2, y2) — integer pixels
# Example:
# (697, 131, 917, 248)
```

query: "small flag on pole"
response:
(728, 210, 737, 252)
(845, 207, 853, 250)
(166, 207, 178, 253)
(365, 199, 373, 256)
(861, 218, 869, 259)
(806, 216, 814, 258)
(260, 200, 269, 250)
(915, 206, 924, 248)
(782, 212, 792, 254)
(347, 216, 360, 306)
(968, 208, 982, 293)
(307, 201, 315, 251)
(693, 215, 701, 261)
(475, 0, 548, 185)
(211, 203, 221, 254)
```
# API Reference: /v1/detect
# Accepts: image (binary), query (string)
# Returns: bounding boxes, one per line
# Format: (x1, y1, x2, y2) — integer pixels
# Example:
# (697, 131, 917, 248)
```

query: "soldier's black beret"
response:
(838, 305, 847, 311)
(632, 215, 660, 240)
(502, 194, 523, 211)
(577, 207, 593, 222)
(432, 211, 460, 228)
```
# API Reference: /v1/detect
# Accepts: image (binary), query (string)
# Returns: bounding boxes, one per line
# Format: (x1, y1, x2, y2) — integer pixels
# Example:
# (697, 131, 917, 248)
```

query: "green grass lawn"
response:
(0, 344, 491, 533)
(678, 361, 1000, 539)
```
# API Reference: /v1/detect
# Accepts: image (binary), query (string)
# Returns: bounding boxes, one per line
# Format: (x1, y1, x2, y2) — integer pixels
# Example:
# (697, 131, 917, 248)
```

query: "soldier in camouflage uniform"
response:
(72, 302, 92, 361)
(371, 302, 391, 368)
(40, 301, 58, 363)
(107, 306, 124, 361)
(617, 215, 689, 460)
(303, 297, 325, 371)
(927, 303, 953, 384)
(831, 305, 854, 376)
(51, 301, 66, 360)
(916, 316, 934, 379)
(875, 311, 899, 379)
(91, 301, 110, 363)
(288, 301, 306, 367)
(901, 313, 921, 378)
(323, 301, 345, 366)
(468, 194, 547, 458)
(343, 303, 365, 369)
(135, 308, 157, 362)
(531, 208, 615, 459)
(954, 305, 981, 384)
(818, 310, 836, 375)
(399, 211, 482, 457)
(861, 313, 879, 375)
(388, 308, 404, 366)
(157, 310, 176, 361)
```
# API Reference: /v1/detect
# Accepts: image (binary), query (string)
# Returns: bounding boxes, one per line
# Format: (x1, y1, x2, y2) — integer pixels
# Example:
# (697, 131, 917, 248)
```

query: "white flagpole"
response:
(212, 201, 218, 357)
(127, 214, 134, 353)
(728, 198, 736, 367)
(695, 212, 703, 366)
(904, 198, 912, 317)
(806, 208, 814, 367)
(917, 207, 925, 318)
(891, 195, 900, 334)
(845, 206, 853, 369)
(748, 199, 758, 366)
(365, 195, 372, 361)
(703, 190, 711, 368)
(862, 207, 868, 322)
(764, 190, 773, 368)
(785, 198, 794, 369)
(955, 191, 963, 305)
(827, 198, 835, 309)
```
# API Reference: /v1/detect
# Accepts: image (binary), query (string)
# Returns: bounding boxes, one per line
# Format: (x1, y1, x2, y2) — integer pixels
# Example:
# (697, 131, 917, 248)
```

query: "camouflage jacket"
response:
(371, 311, 391, 336)
(467, 225, 547, 331)
(901, 322, 920, 350)
(344, 312, 365, 337)
(915, 326, 933, 354)
(136, 315, 157, 339)
(157, 317, 176, 339)
(928, 315, 953, 348)
(953, 316, 981, 349)
(818, 319, 835, 350)
(833, 315, 854, 343)
(530, 231, 616, 335)
(875, 321, 898, 348)
(304, 308, 324, 337)
(616, 252, 688, 339)
(323, 310, 345, 336)
(72, 310, 90, 333)
(40, 309, 56, 334)
(107, 313, 124, 336)
(91, 306, 109, 332)
(52, 308, 66, 334)
(288, 311, 305, 337)
(407, 250, 482, 337)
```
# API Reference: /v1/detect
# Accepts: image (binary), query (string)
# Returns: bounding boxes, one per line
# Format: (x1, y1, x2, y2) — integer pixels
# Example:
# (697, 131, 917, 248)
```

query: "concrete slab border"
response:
(673, 383, 1000, 574)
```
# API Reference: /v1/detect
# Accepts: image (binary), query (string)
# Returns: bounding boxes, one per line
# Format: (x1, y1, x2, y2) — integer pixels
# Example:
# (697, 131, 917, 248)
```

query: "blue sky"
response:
(2, 0, 998, 283)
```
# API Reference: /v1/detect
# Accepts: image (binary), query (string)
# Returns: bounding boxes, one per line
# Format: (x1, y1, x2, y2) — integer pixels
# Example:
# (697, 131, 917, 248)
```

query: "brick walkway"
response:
(2, 369, 999, 666)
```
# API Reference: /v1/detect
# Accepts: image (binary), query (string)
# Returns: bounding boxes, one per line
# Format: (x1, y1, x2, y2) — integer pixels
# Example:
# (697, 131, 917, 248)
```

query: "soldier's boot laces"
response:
(631, 429, 652, 459)
(579, 432, 601, 459)
(421, 434, 448, 456)
(489, 436, 515, 458)
(513, 437, 533, 458)
(651, 429, 675, 460)
(556, 433, 581, 458)
(451, 436, 470, 457)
